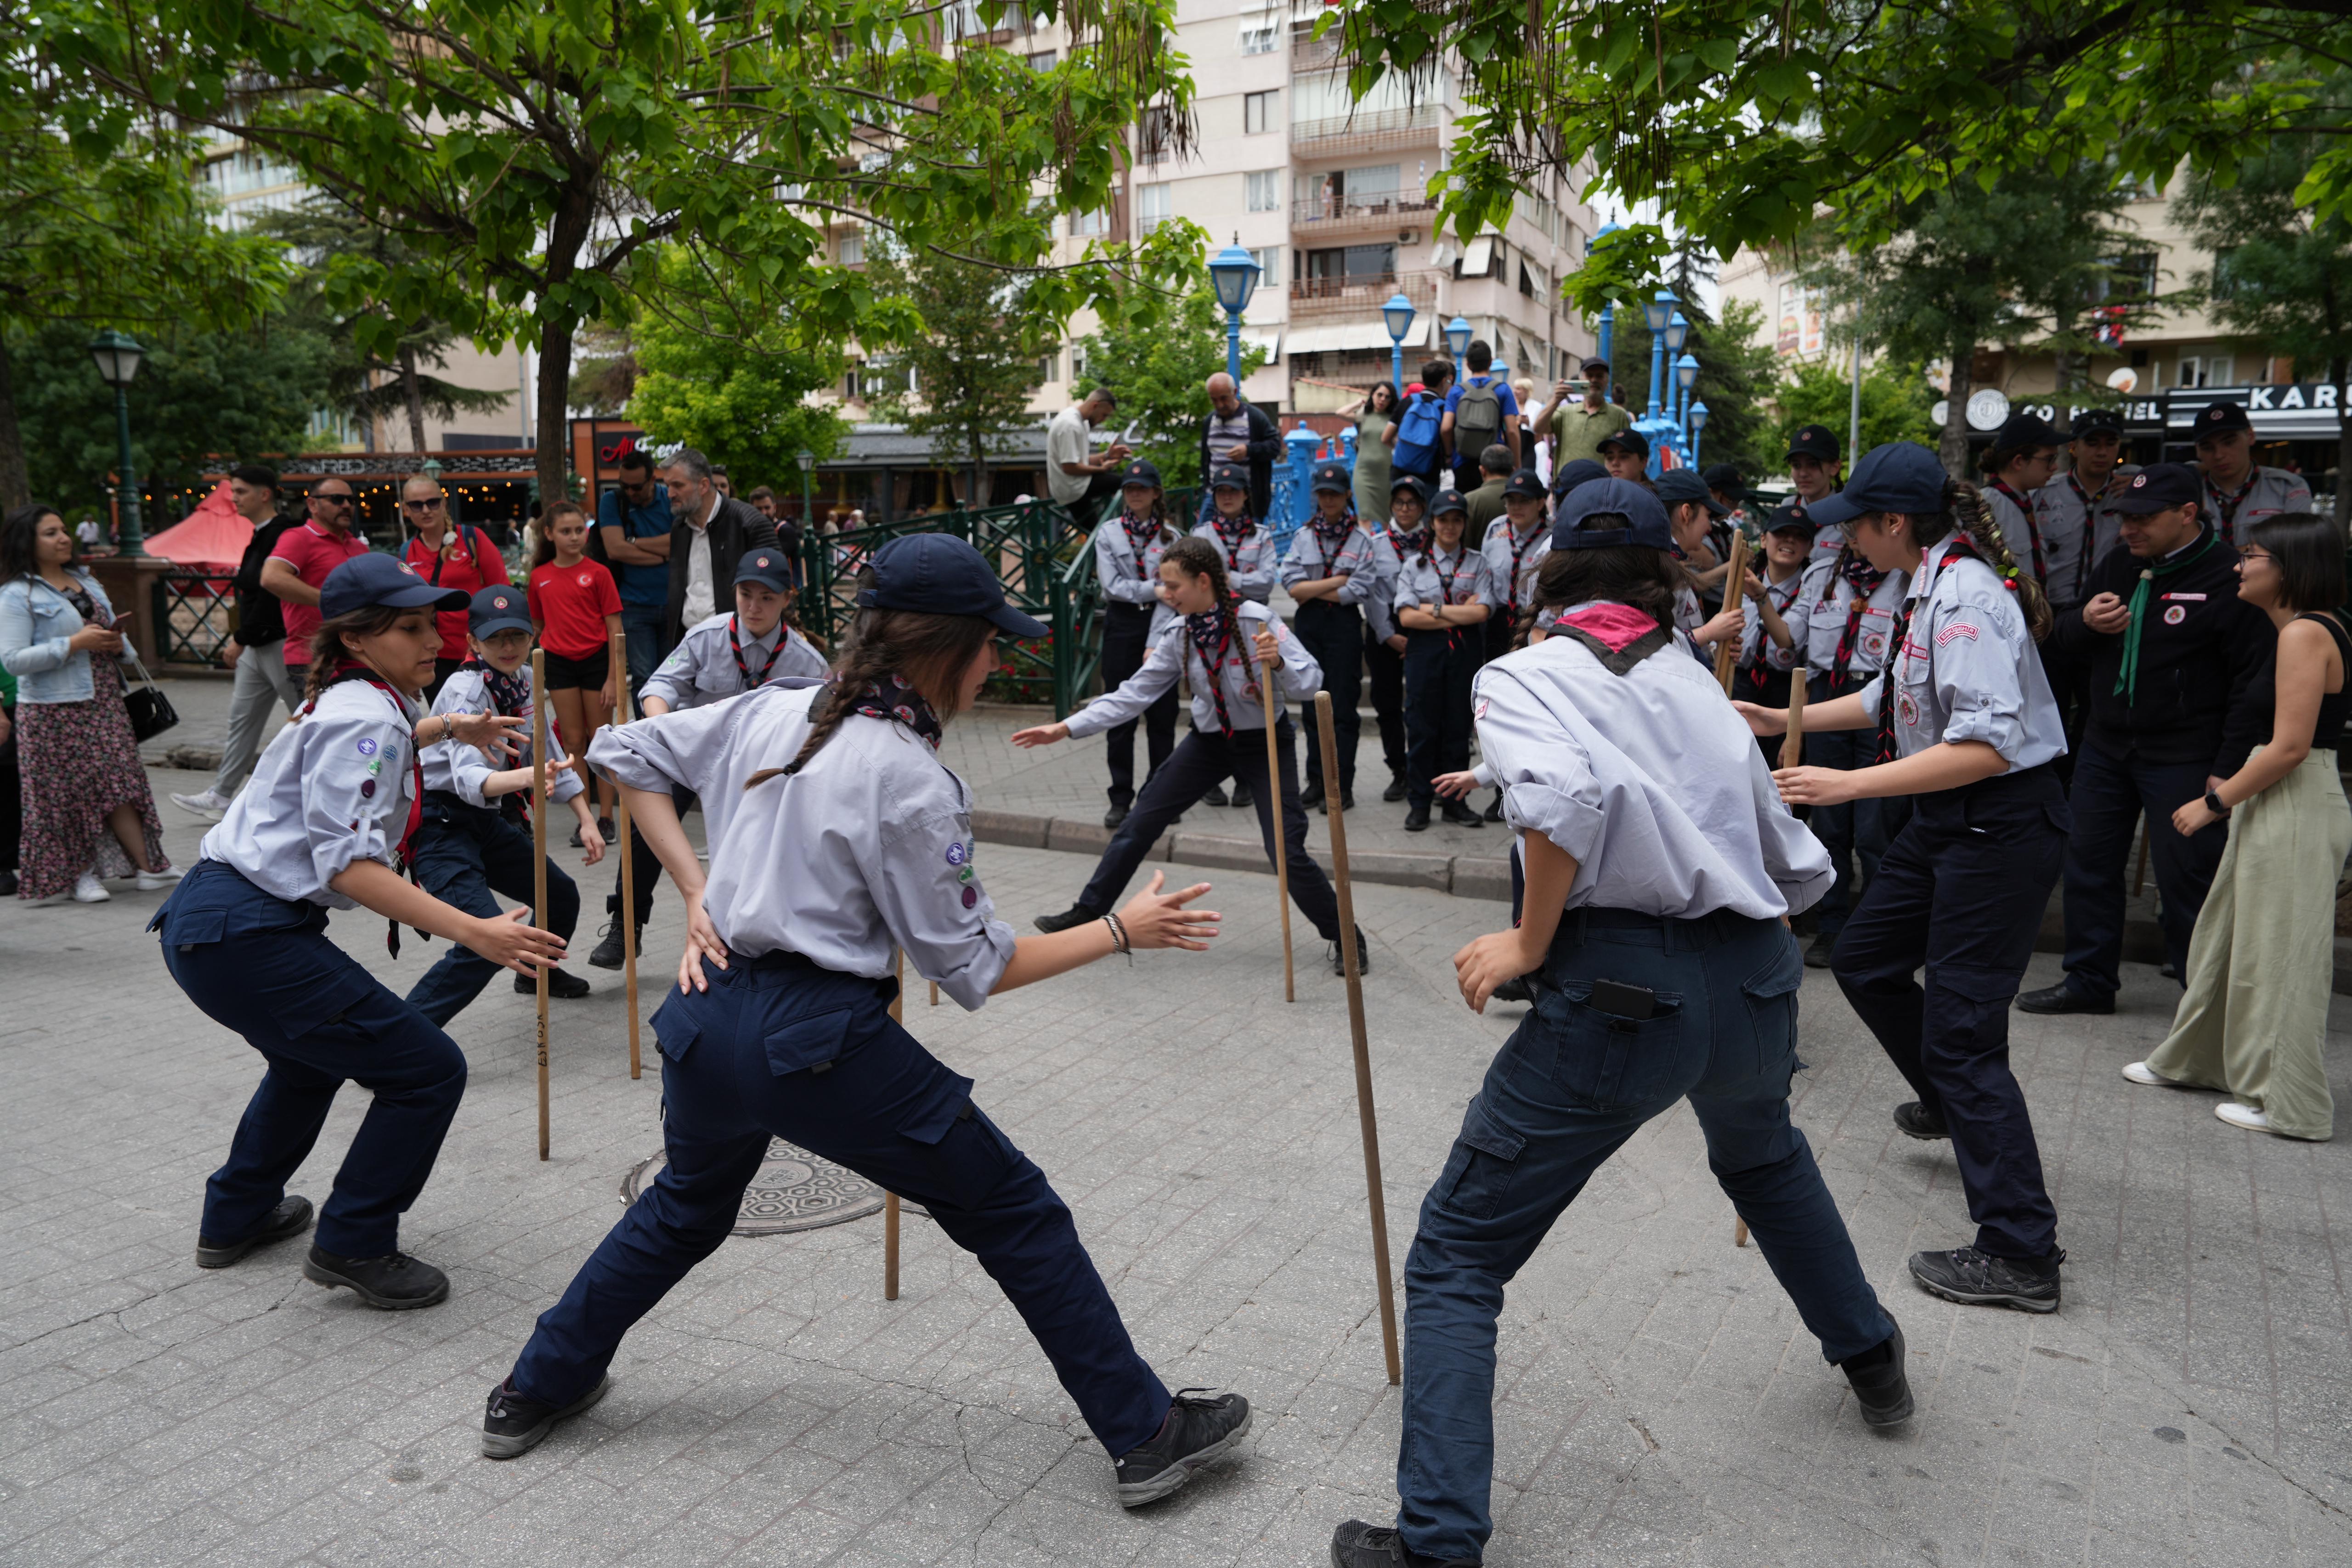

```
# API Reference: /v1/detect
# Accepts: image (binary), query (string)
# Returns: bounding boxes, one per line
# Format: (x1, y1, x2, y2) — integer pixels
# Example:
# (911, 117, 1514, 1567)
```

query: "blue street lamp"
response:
(1642, 290, 1676, 417)
(1688, 400, 1710, 468)
(1675, 352, 1701, 439)
(1207, 240, 1262, 383)
(1383, 293, 1418, 397)
(1444, 315, 1472, 362)
(1596, 302, 1614, 372)
(88, 329, 148, 557)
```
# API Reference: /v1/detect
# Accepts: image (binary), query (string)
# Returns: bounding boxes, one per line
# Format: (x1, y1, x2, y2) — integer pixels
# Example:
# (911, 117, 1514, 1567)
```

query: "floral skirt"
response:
(15, 659, 168, 899)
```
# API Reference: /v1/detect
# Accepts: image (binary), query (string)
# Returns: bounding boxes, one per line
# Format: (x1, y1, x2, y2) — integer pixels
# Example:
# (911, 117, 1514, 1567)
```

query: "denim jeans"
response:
(1394, 908, 1892, 1562)
(620, 604, 671, 699)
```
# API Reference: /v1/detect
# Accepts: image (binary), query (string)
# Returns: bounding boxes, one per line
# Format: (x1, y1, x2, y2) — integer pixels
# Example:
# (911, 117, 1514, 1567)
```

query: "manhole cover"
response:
(620, 1139, 890, 1235)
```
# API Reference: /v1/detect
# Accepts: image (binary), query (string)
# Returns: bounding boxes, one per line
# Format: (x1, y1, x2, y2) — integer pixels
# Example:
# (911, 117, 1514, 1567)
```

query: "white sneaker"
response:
(168, 788, 231, 821)
(2121, 1060, 2183, 1088)
(136, 867, 185, 891)
(72, 871, 111, 903)
(2216, 1101, 2274, 1134)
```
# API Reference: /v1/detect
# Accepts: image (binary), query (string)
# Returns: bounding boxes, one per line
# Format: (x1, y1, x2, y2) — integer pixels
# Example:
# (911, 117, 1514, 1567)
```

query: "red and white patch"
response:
(576, 570, 592, 587)
(1934, 621, 1980, 647)
(1862, 632, 1886, 657)
(2164, 604, 2187, 625)
(1475, 697, 1490, 719)
(1898, 691, 1919, 727)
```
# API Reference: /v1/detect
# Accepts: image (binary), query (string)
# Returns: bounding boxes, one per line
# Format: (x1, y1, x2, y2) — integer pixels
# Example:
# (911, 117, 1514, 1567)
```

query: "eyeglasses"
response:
(2239, 549, 2273, 564)
(402, 497, 445, 511)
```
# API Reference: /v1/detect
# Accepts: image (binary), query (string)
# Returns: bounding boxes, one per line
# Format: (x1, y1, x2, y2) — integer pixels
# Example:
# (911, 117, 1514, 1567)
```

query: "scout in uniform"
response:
(2192, 399, 2311, 543)
(404, 586, 604, 1025)
(1363, 473, 1429, 805)
(486, 536, 1254, 1508)
(1192, 461, 1276, 810)
(1786, 423, 1845, 563)
(1332, 476, 1908, 1568)
(587, 549, 827, 968)
(154, 555, 565, 1309)
(1396, 488, 1495, 831)
(1093, 458, 1180, 828)
(1595, 425, 1651, 485)
(1657, 468, 1748, 658)
(1282, 462, 1380, 811)
(1730, 503, 1809, 763)
(1744, 441, 2071, 1314)
(2035, 407, 2138, 588)
(1023, 536, 1369, 976)
(1978, 412, 2069, 602)
(1475, 468, 1553, 818)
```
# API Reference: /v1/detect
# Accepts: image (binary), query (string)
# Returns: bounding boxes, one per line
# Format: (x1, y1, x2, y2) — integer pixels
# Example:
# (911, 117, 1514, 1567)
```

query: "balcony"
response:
(1288, 267, 1440, 322)
(1291, 191, 1439, 240)
(1292, 26, 1345, 73)
(1290, 104, 1443, 158)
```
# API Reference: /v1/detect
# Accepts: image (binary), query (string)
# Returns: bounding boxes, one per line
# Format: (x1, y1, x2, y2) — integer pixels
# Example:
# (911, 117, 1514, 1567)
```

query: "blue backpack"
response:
(1392, 390, 1446, 474)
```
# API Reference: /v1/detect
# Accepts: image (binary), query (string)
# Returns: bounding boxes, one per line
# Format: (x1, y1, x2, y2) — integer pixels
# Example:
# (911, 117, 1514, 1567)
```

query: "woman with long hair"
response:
(489, 536, 1254, 1508)
(1349, 379, 1401, 523)
(2126, 512, 2350, 1139)
(0, 503, 173, 902)
(1742, 441, 2071, 1315)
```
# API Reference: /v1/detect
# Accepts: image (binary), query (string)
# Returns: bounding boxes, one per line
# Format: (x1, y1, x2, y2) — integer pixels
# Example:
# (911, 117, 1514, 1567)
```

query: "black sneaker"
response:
(1103, 803, 1130, 829)
(1230, 782, 1253, 808)
(1840, 1322, 1915, 1427)
(1804, 933, 1838, 969)
(516, 967, 592, 999)
(1202, 784, 1229, 807)
(597, 817, 615, 844)
(1403, 805, 1430, 833)
(568, 822, 585, 848)
(1908, 1246, 2063, 1314)
(2016, 983, 2113, 1015)
(1034, 903, 1104, 934)
(1892, 1101, 1949, 1140)
(301, 1246, 450, 1310)
(1490, 974, 1533, 1005)
(1327, 927, 1372, 977)
(1301, 781, 1326, 809)
(1482, 794, 1504, 823)
(1440, 799, 1483, 828)
(1112, 1388, 1251, 1506)
(1339, 790, 1356, 812)
(1381, 773, 1408, 803)
(481, 1374, 612, 1460)
(587, 914, 639, 970)
(195, 1195, 313, 1269)
(1329, 1519, 1477, 1567)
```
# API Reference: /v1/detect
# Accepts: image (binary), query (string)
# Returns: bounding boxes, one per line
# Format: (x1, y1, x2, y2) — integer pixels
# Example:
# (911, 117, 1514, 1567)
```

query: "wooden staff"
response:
(1779, 674, 1807, 770)
(1316, 691, 1401, 1384)
(885, 949, 904, 1300)
(531, 649, 551, 1161)
(1711, 533, 1751, 693)
(613, 626, 640, 1080)
(1261, 650, 1295, 1002)
(928, 981, 938, 1006)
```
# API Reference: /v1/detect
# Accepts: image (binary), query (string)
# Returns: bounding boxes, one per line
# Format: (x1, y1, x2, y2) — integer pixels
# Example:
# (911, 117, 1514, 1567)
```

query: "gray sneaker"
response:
(1908, 1246, 2062, 1314)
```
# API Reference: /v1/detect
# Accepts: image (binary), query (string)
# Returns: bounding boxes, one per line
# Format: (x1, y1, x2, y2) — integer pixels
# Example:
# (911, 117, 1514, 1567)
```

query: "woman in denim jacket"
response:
(0, 503, 176, 903)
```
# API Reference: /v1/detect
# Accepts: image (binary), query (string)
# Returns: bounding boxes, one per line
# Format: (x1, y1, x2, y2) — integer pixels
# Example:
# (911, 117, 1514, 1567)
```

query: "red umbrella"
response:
(141, 479, 253, 571)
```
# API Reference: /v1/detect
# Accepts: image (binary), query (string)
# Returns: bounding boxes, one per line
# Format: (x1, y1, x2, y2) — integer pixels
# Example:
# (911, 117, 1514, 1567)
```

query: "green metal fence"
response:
(798, 499, 1102, 716)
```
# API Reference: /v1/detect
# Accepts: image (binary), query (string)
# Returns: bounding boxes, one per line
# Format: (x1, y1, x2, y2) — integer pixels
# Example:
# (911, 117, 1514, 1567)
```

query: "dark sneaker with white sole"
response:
(1329, 1519, 1478, 1567)
(1909, 1246, 2062, 1314)
(1840, 1321, 1915, 1426)
(301, 1246, 450, 1309)
(481, 1374, 613, 1459)
(1111, 1389, 1250, 1506)
(1034, 903, 1104, 934)
(1892, 1101, 1949, 1140)
(195, 1195, 313, 1269)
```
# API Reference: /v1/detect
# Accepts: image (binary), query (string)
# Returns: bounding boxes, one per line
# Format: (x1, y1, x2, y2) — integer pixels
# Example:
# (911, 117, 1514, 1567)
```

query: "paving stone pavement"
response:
(0, 718, 2339, 1563)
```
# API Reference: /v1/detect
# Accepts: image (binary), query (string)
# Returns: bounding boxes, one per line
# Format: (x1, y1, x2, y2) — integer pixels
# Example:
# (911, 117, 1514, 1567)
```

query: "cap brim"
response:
(986, 602, 1051, 640)
(1800, 490, 1864, 528)
(1697, 493, 1730, 516)
(471, 615, 534, 638)
(384, 583, 471, 612)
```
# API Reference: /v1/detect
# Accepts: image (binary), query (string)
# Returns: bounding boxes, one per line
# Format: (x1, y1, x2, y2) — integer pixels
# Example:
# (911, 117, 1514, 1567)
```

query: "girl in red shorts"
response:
(526, 501, 622, 830)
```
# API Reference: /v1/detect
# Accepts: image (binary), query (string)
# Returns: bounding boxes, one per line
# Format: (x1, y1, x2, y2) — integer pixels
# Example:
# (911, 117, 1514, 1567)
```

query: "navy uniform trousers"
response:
(506, 955, 1171, 1456)
(1803, 713, 1909, 939)
(1832, 764, 2067, 1260)
(1394, 909, 1893, 1563)
(2056, 734, 2225, 1000)
(405, 793, 581, 1026)
(1076, 717, 1343, 940)
(154, 861, 468, 1258)
(1097, 602, 1177, 810)
(1364, 623, 1407, 783)
(1402, 626, 1483, 809)
(1295, 599, 1364, 796)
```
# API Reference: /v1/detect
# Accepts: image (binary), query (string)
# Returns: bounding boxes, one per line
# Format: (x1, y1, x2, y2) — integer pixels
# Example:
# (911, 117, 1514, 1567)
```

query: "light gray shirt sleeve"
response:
(863, 795, 1018, 1011)
(1064, 623, 1185, 739)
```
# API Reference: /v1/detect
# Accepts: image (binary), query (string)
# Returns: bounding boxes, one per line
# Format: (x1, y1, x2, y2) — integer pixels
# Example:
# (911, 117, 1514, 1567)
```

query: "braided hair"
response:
(1913, 478, 2053, 642)
(1161, 534, 1241, 626)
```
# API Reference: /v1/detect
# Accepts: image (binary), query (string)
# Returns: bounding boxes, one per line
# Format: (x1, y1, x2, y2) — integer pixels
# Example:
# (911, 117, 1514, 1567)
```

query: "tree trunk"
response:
(0, 336, 28, 512)
(536, 316, 576, 516)
(1940, 338, 1976, 479)
(399, 345, 430, 453)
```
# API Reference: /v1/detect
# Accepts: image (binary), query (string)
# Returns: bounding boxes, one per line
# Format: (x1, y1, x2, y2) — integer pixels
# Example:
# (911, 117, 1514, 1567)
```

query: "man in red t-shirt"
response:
(261, 478, 373, 667)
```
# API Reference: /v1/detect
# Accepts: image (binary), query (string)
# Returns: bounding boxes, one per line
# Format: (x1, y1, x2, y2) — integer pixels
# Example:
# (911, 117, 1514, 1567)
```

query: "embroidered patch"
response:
(946, 842, 967, 866)
(1863, 633, 1886, 656)
(2165, 604, 2187, 625)
(360, 779, 375, 798)
(1898, 691, 1919, 727)
(494, 595, 511, 609)
(1935, 622, 1980, 647)
(356, 737, 379, 756)
(1475, 697, 1489, 719)
(365, 759, 381, 775)
(960, 886, 978, 909)
(396, 561, 418, 575)
(958, 866, 974, 885)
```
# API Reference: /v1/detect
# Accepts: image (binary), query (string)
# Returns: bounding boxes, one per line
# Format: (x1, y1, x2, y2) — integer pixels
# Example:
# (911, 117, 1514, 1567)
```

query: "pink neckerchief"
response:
(1555, 602, 1657, 652)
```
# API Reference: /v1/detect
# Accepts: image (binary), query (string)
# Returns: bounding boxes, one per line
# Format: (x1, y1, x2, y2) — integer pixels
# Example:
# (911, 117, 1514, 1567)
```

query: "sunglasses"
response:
(402, 497, 446, 510)
(314, 494, 354, 506)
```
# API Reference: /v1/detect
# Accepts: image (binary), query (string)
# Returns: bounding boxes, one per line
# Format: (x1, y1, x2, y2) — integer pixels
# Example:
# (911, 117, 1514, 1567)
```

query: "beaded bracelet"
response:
(1102, 911, 1133, 963)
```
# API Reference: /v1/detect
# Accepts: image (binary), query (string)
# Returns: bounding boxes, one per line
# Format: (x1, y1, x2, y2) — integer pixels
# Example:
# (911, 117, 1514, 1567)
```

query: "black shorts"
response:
(540, 646, 611, 691)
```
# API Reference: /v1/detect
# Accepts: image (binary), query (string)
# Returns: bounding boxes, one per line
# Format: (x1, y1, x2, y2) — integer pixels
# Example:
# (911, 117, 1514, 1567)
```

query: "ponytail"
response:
(1923, 479, 2052, 642)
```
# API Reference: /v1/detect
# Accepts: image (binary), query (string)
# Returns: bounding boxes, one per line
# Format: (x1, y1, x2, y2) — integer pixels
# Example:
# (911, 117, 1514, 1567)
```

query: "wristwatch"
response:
(2204, 789, 2229, 816)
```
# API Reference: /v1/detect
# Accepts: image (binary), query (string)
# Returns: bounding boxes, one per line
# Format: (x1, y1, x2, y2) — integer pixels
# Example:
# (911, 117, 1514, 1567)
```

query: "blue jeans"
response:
(2058, 736, 2225, 999)
(404, 797, 581, 1027)
(620, 604, 670, 698)
(1804, 722, 1908, 937)
(507, 955, 1171, 1455)
(1394, 908, 1892, 1563)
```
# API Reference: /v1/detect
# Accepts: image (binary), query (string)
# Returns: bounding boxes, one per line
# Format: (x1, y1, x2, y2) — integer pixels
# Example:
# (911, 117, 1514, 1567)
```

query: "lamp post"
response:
(1207, 239, 1263, 384)
(1596, 302, 1614, 373)
(1642, 291, 1675, 417)
(1674, 352, 1701, 441)
(1383, 293, 1417, 398)
(88, 330, 148, 557)
(1688, 401, 1710, 468)
(1444, 315, 1472, 363)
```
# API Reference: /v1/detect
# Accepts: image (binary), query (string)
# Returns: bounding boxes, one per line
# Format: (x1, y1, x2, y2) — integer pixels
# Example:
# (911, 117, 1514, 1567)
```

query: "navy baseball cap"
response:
(1787, 424, 1840, 463)
(319, 553, 469, 620)
(860, 533, 1048, 639)
(1653, 468, 1728, 516)
(1502, 467, 1546, 501)
(1989, 409, 2063, 458)
(734, 548, 794, 593)
(1311, 462, 1351, 494)
(2195, 400, 2252, 436)
(1801, 441, 1948, 529)
(1549, 457, 1608, 498)
(1761, 502, 1817, 537)
(2109, 462, 2203, 515)
(2069, 408, 2125, 438)
(1597, 426, 1650, 460)
(1429, 487, 1470, 519)
(1118, 458, 1162, 490)
(1702, 462, 1745, 494)
(1209, 462, 1249, 491)
(468, 585, 533, 637)
(1552, 478, 1672, 552)
(1389, 474, 1430, 503)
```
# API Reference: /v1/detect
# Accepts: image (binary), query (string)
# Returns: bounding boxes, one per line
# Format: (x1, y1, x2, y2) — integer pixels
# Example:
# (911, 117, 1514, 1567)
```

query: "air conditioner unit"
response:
(1398, 229, 1419, 245)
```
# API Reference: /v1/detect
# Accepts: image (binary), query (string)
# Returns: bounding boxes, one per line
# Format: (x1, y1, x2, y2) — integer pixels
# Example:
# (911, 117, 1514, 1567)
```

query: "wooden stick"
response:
(613, 626, 640, 1081)
(886, 949, 904, 1301)
(531, 648, 551, 1161)
(1779, 673, 1807, 771)
(928, 980, 938, 1006)
(1712, 533, 1750, 693)
(1316, 691, 1401, 1385)
(1261, 651, 1295, 1003)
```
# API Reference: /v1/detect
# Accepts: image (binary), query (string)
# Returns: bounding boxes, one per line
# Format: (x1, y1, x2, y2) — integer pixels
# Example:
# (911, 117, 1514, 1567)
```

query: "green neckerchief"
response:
(2115, 529, 2219, 705)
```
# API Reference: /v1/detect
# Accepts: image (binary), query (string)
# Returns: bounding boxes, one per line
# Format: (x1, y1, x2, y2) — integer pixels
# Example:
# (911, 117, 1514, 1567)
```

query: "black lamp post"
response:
(88, 329, 148, 557)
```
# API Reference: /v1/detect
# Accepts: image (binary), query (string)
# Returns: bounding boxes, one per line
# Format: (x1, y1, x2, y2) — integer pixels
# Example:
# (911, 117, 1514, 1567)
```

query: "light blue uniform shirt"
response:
(1475, 617, 1832, 920)
(1094, 515, 1178, 637)
(641, 612, 828, 712)
(588, 680, 1017, 1009)
(1282, 520, 1382, 607)
(1393, 543, 1498, 617)
(1784, 556, 1907, 685)
(199, 678, 420, 907)
(1190, 516, 1276, 604)
(1850, 546, 2068, 770)
(1065, 600, 1321, 739)
(423, 664, 582, 808)
(1479, 516, 1550, 617)
(1361, 525, 1408, 643)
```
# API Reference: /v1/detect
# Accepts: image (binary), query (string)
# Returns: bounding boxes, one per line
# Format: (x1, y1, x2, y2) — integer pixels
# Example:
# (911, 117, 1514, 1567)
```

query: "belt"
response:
(1566, 903, 1773, 950)
(731, 947, 827, 972)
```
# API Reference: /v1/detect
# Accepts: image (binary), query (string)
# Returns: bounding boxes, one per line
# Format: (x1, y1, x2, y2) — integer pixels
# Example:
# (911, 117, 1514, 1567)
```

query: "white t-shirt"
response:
(1046, 407, 1095, 505)
(681, 492, 719, 626)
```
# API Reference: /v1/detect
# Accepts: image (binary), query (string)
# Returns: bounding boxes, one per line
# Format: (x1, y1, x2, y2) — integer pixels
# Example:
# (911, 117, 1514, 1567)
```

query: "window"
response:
(1070, 343, 1091, 384)
(1238, 17, 1277, 53)
(847, 356, 911, 400)
(1138, 106, 1175, 164)
(2208, 354, 2234, 386)
(1136, 183, 1171, 235)
(1245, 170, 1281, 212)
(1244, 90, 1276, 135)
(2095, 251, 2159, 302)
(1027, 48, 1056, 70)
(837, 231, 864, 265)
(1247, 246, 1280, 287)
(1070, 208, 1110, 237)
(1037, 352, 1059, 383)
(1303, 244, 1395, 287)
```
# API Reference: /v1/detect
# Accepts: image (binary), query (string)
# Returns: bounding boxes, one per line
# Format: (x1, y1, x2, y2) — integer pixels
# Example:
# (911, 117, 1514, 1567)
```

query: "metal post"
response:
(1227, 308, 1243, 384)
(1647, 325, 1665, 418)
(112, 386, 147, 557)
(1597, 302, 1614, 370)
(1391, 338, 1403, 399)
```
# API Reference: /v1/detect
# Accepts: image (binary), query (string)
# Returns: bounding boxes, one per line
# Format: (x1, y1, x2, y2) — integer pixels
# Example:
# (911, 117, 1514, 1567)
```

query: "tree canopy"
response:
(1074, 285, 1267, 492)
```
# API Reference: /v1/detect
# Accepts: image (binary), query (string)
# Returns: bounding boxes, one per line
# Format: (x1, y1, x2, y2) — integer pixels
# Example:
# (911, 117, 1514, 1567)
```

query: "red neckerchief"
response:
(1117, 512, 1160, 576)
(460, 657, 534, 825)
(1744, 571, 1804, 692)
(729, 614, 786, 689)
(1874, 541, 1985, 763)
(306, 661, 427, 953)
(1211, 513, 1257, 573)
(1184, 606, 1239, 733)
(2205, 472, 2258, 545)
(1498, 520, 1542, 625)
(1425, 545, 1472, 651)
(1827, 558, 1891, 693)
(1988, 479, 2047, 584)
